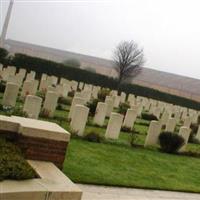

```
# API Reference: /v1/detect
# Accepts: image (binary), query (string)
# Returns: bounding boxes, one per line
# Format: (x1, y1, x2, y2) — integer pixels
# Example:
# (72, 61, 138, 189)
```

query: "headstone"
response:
(120, 92, 126, 103)
(144, 120, 162, 147)
(105, 96, 114, 117)
(183, 116, 192, 128)
(81, 90, 91, 103)
(195, 125, 200, 141)
(26, 71, 35, 81)
(153, 107, 161, 119)
(178, 126, 191, 152)
(70, 105, 89, 136)
(43, 91, 59, 117)
(23, 95, 42, 119)
(123, 108, 137, 130)
(105, 112, 123, 139)
(2, 82, 19, 107)
(18, 68, 26, 78)
(68, 97, 85, 119)
(161, 111, 169, 126)
(21, 80, 35, 97)
(113, 95, 121, 108)
(165, 117, 176, 132)
(93, 102, 107, 126)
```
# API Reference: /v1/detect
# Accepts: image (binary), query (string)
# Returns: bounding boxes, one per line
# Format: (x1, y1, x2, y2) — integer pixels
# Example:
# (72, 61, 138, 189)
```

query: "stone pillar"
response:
(2, 82, 19, 107)
(68, 97, 85, 119)
(93, 102, 107, 126)
(43, 91, 59, 117)
(144, 120, 162, 147)
(178, 126, 191, 152)
(105, 96, 114, 117)
(165, 117, 176, 132)
(70, 105, 89, 136)
(23, 95, 42, 119)
(105, 112, 123, 139)
(123, 108, 137, 130)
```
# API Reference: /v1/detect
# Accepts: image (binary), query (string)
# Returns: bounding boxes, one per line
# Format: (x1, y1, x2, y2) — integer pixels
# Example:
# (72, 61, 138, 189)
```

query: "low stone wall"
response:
(0, 115, 70, 169)
(18, 135, 68, 169)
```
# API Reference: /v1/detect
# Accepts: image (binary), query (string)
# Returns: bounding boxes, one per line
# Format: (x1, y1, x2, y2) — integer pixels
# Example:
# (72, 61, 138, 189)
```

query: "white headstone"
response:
(93, 102, 107, 126)
(2, 82, 19, 107)
(144, 120, 162, 147)
(23, 95, 42, 119)
(43, 91, 59, 117)
(123, 108, 137, 130)
(178, 126, 191, 152)
(105, 112, 123, 139)
(68, 97, 85, 119)
(70, 105, 89, 136)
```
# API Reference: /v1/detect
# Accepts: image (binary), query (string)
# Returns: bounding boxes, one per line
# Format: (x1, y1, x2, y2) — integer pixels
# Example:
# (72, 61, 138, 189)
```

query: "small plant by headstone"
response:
(84, 132, 103, 143)
(58, 96, 71, 105)
(39, 108, 50, 118)
(118, 102, 130, 115)
(97, 88, 110, 101)
(86, 99, 99, 117)
(159, 131, 185, 154)
(141, 113, 158, 121)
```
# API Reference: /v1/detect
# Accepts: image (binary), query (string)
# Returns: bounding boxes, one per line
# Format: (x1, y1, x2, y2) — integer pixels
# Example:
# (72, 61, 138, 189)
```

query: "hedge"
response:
(0, 48, 200, 110)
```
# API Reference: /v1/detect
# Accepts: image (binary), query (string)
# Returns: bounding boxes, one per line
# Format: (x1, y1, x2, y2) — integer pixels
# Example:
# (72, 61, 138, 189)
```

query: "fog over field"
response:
(1, 0, 200, 79)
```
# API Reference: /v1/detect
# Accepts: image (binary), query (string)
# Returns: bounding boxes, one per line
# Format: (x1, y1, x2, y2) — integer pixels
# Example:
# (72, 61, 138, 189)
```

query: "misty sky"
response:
(1, 0, 200, 79)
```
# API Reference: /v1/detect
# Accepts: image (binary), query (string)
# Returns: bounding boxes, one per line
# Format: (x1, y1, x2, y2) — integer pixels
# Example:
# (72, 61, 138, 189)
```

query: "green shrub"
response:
(86, 99, 99, 117)
(121, 126, 132, 133)
(39, 108, 50, 118)
(58, 96, 71, 105)
(97, 88, 110, 101)
(0, 138, 37, 181)
(12, 107, 28, 117)
(141, 113, 158, 121)
(68, 90, 75, 97)
(84, 132, 103, 143)
(159, 132, 185, 153)
(129, 131, 138, 147)
(56, 104, 63, 110)
(118, 102, 130, 115)
(36, 90, 45, 100)
(189, 123, 199, 143)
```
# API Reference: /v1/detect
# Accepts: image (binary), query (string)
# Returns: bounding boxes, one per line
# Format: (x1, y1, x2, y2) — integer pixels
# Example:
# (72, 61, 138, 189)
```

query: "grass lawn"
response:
(0, 94, 200, 192)
(63, 138, 200, 193)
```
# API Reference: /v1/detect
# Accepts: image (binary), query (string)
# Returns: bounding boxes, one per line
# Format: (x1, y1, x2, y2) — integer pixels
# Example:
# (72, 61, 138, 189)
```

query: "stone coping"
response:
(0, 160, 82, 200)
(0, 115, 70, 142)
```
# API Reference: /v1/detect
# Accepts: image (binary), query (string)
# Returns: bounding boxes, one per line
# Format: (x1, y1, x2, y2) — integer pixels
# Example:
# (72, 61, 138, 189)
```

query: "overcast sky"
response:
(1, 0, 200, 79)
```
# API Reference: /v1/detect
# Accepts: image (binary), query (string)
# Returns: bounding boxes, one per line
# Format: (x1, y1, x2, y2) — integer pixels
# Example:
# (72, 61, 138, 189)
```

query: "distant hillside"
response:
(4, 39, 200, 102)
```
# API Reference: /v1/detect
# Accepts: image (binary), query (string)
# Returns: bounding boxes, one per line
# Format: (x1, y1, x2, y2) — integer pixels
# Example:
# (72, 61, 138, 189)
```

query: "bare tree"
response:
(113, 40, 145, 89)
